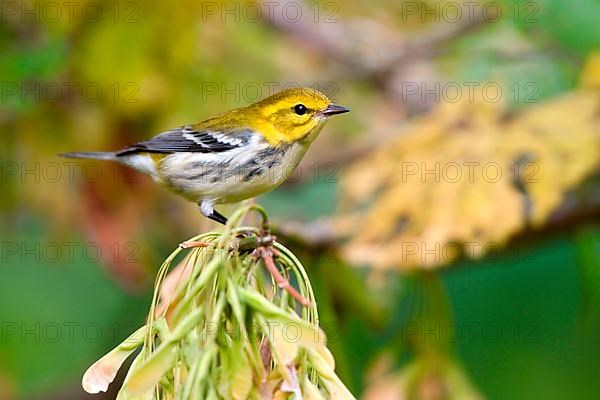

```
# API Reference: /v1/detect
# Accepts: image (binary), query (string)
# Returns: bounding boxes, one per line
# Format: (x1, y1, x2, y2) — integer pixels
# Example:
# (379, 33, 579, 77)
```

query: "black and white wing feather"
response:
(117, 126, 253, 156)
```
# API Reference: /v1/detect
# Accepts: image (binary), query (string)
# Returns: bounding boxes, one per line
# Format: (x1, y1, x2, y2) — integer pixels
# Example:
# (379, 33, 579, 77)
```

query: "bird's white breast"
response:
(153, 137, 309, 204)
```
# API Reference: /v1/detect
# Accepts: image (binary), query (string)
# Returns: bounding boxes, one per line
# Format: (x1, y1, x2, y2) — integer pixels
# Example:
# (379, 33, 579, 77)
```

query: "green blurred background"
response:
(2, 0, 600, 398)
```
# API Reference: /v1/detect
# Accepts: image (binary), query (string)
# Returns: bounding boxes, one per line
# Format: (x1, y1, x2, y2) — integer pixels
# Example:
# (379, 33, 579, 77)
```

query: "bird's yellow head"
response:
(247, 87, 349, 145)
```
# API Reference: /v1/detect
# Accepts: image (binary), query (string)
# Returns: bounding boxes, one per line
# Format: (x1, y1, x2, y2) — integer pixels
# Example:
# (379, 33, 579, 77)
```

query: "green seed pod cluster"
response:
(82, 205, 354, 399)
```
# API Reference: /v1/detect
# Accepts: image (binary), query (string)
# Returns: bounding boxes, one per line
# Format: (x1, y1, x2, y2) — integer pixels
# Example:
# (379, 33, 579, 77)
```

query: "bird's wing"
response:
(116, 125, 254, 155)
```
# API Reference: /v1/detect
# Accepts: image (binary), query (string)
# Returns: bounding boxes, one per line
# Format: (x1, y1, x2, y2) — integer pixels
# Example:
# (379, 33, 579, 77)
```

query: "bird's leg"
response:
(207, 209, 228, 225)
(199, 200, 228, 225)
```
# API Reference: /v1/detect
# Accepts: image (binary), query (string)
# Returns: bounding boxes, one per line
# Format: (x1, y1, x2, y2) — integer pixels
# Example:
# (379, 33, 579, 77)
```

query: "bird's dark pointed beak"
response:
(322, 104, 350, 116)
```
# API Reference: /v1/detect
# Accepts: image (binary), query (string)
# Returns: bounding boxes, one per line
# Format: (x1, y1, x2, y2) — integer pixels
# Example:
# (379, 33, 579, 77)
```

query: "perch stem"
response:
(259, 246, 312, 307)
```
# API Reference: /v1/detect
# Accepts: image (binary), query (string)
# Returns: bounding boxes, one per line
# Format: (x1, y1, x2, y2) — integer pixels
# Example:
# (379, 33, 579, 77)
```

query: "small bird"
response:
(61, 87, 349, 224)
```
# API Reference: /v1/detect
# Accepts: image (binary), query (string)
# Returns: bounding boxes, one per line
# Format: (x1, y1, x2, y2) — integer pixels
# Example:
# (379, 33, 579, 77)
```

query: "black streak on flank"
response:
(244, 167, 263, 182)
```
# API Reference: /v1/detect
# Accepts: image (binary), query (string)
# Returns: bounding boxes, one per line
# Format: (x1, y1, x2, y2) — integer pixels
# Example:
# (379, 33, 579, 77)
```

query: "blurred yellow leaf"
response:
(580, 52, 600, 90)
(363, 355, 482, 400)
(339, 84, 600, 271)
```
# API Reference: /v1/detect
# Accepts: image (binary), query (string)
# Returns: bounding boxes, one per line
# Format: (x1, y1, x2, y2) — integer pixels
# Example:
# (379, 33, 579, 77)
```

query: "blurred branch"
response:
(261, 0, 488, 81)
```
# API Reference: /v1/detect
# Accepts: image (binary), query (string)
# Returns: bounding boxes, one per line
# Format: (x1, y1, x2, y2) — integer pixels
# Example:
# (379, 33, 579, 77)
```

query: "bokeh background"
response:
(2, 0, 600, 398)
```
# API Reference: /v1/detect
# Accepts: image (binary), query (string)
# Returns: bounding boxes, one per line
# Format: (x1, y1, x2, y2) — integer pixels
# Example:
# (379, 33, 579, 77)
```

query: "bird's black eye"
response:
(293, 104, 307, 115)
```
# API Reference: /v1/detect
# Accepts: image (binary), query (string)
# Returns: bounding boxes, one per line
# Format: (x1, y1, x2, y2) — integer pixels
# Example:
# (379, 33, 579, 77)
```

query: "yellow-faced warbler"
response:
(61, 87, 349, 224)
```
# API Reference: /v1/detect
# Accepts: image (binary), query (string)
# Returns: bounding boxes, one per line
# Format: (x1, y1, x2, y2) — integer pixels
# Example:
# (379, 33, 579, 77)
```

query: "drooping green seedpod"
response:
(82, 205, 354, 399)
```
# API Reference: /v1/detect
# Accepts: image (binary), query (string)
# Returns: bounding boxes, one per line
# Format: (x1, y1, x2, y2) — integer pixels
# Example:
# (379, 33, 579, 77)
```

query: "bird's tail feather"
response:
(59, 151, 117, 160)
